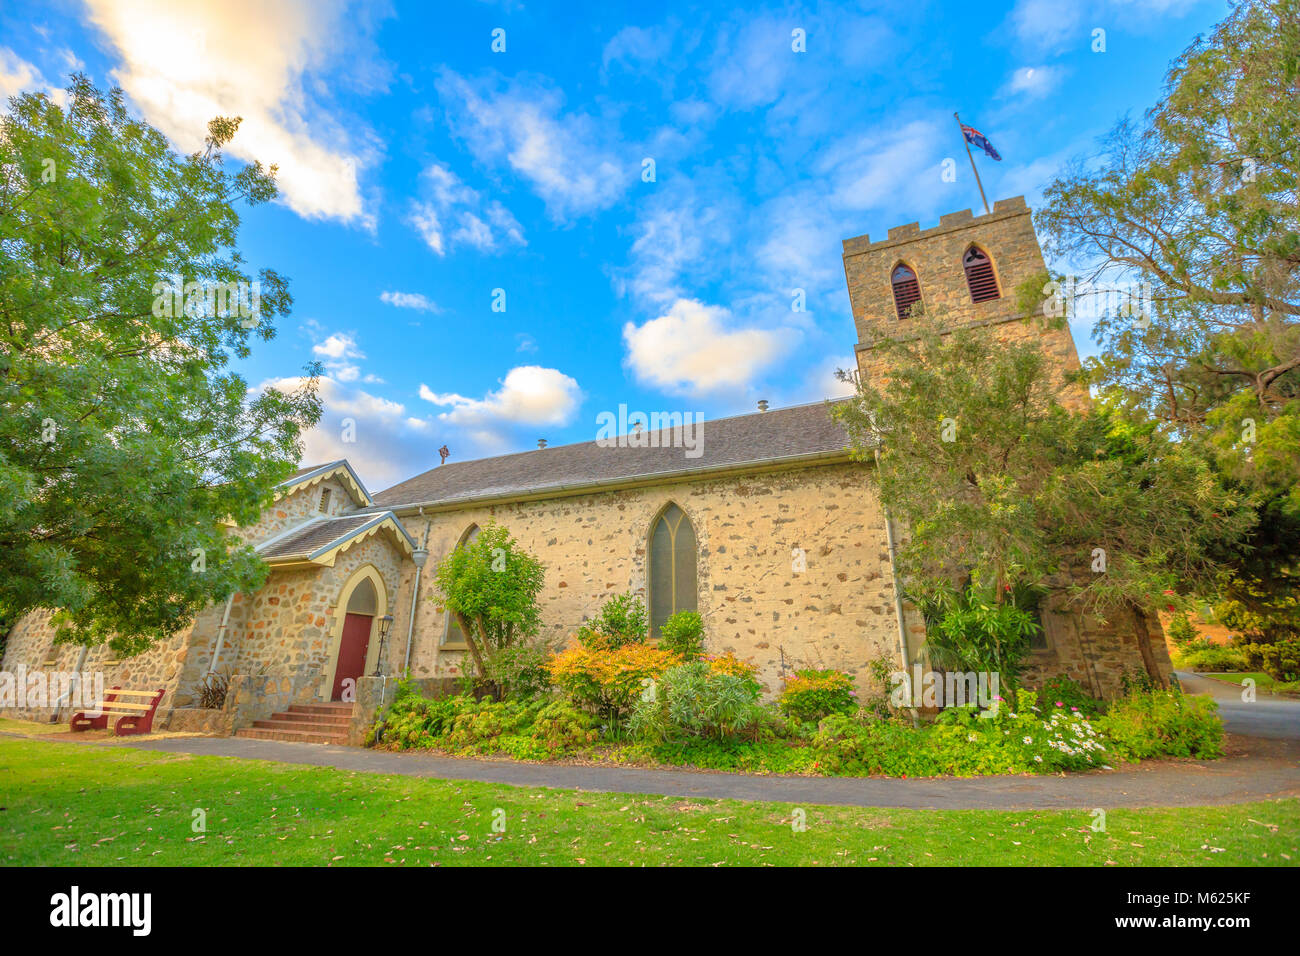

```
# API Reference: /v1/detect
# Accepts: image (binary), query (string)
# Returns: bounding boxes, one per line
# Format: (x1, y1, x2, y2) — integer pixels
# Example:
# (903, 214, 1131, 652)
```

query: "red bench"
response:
(70, 687, 165, 736)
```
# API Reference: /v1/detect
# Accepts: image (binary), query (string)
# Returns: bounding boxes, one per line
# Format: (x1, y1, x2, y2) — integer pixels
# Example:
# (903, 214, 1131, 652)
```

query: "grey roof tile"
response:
(371, 399, 852, 510)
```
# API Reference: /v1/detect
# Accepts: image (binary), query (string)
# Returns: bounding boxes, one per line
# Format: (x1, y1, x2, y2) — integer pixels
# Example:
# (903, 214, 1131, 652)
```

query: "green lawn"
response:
(0, 737, 1294, 866)
(1203, 672, 1300, 696)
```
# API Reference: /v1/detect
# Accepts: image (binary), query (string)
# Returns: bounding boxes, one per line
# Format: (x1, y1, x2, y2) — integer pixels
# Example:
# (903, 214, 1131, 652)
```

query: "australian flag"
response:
(961, 123, 1002, 161)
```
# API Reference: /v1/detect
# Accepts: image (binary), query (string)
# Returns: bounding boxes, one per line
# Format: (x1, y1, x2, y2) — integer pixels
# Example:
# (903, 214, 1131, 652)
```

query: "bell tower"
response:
(841, 195, 1085, 406)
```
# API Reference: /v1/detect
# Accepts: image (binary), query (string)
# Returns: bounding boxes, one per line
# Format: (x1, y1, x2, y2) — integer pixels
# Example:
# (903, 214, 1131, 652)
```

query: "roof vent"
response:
(537, 439, 547, 449)
(758, 399, 769, 412)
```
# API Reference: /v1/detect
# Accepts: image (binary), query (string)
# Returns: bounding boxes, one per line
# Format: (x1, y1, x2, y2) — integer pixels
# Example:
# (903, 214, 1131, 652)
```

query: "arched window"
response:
(648, 503, 698, 639)
(442, 524, 481, 647)
(891, 263, 922, 319)
(963, 246, 1000, 302)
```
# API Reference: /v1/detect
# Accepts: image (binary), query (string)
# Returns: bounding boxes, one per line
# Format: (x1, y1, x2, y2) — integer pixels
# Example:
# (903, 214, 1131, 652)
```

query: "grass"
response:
(0, 737, 1295, 866)
(1203, 672, 1300, 696)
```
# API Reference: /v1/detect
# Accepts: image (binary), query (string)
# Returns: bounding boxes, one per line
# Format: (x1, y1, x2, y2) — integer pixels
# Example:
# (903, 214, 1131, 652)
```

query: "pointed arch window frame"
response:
(441, 523, 481, 648)
(647, 502, 699, 640)
(962, 244, 1001, 303)
(890, 261, 923, 319)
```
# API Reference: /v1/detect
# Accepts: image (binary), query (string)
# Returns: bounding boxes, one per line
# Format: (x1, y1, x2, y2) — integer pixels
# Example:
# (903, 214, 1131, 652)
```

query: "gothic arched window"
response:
(648, 503, 698, 639)
(442, 524, 480, 647)
(891, 263, 922, 319)
(963, 246, 1000, 302)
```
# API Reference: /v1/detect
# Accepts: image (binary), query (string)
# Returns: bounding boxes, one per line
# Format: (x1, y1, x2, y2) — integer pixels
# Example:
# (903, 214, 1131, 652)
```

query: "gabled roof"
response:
(277, 460, 372, 508)
(257, 511, 414, 567)
(370, 399, 854, 513)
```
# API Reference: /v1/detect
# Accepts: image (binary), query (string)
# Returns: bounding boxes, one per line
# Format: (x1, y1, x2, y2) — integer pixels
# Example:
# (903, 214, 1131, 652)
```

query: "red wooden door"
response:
(331, 612, 373, 701)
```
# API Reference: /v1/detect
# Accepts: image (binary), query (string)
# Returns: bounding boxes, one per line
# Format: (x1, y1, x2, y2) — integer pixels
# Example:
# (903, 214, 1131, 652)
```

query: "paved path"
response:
(1175, 671, 1300, 740)
(127, 733, 1300, 811)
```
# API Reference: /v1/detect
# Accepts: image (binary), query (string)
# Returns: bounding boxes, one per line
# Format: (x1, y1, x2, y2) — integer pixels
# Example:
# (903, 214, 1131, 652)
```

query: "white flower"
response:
(1023, 736, 1033, 744)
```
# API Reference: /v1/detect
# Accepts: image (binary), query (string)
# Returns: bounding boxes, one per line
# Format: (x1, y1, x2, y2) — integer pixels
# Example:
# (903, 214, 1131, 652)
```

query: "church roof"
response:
(257, 511, 415, 565)
(277, 460, 372, 507)
(370, 399, 854, 513)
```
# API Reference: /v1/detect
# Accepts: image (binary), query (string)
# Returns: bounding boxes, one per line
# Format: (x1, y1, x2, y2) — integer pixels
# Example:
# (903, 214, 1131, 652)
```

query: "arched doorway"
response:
(328, 571, 384, 701)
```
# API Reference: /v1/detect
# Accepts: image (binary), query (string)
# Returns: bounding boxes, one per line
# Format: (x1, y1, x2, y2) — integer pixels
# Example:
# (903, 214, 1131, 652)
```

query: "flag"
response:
(960, 123, 1002, 161)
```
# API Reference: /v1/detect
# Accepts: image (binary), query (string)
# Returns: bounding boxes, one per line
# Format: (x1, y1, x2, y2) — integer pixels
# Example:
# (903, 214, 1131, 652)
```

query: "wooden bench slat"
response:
(95, 703, 153, 712)
(108, 690, 161, 698)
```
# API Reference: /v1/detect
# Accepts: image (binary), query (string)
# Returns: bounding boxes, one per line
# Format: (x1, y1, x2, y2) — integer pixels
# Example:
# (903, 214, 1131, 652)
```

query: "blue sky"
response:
(2, 0, 1230, 489)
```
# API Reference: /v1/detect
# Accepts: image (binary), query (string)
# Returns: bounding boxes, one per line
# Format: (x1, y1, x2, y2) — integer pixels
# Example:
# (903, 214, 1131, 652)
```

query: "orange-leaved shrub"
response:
(546, 642, 681, 721)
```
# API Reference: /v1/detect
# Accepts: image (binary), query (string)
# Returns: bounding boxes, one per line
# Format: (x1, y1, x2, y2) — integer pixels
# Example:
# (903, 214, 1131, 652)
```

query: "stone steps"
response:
(234, 701, 354, 745)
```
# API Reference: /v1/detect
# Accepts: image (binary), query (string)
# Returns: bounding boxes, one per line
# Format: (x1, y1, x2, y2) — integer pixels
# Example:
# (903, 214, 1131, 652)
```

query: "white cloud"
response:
(1009, 0, 1084, 50)
(380, 290, 441, 313)
(259, 375, 435, 491)
(419, 365, 583, 429)
(818, 117, 948, 214)
(311, 331, 364, 382)
(622, 299, 796, 395)
(0, 47, 65, 104)
(435, 70, 629, 220)
(407, 161, 525, 256)
(81, 0, 381, 225)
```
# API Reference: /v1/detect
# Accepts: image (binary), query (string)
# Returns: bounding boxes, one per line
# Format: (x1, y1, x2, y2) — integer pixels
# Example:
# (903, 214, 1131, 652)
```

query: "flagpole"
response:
(955, 112, 991, 215)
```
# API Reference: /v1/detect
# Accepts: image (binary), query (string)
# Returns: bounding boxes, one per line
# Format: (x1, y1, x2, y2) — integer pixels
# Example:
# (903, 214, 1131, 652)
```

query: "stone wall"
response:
(387, 460, 908, 698)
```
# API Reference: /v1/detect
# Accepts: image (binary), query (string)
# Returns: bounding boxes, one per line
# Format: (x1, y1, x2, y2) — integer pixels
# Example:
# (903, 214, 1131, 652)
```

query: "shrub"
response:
(1242, 639, 1300, 682)
(577, 593, 648, 650)
(628, 661, 768, 743)
(485, 639, 557, 700)
(444, 697, 539, 749)
(778, 669, 857, 723)
(196, 670, 230, 709)
(1171, 638, 1248, 673)
(813, 692, 1107, 776)
(546, 642, 680, 723)
(1037, 674, 1104, 717)
(1098, 687, 1223, 761)
(530, 699, 602, 752)
(369, 692, 467, 749)
(1164, 613, 1198, 647)
(658, 610, 705, 659)
(704, 652, 761, 691)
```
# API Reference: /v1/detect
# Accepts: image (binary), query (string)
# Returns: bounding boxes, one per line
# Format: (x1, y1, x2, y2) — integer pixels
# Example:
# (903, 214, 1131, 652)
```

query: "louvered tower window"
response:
(891, 263, 922, 319)
(649, 503, 698, 639)
(963, 247, 1000, 302)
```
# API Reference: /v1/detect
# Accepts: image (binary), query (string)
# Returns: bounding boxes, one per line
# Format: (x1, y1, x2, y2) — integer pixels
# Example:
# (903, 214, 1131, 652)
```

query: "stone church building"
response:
(1, 197, 1172, 741)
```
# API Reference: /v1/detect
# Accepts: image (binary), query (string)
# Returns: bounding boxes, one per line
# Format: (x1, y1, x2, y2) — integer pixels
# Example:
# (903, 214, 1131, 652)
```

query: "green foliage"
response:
(1241, 639, 1300, 682)
(813, 692, 1109, 776)
(1034, 0, 1300, 640)
(776, 669, 858, 724)
(1037, 674, 1104, 717)
(628, 661, 769, 743)
(577, 593, 648, 650)
(1164, 613, 1199, 647)
(530, 699, 601, 752)
(1171, 639, 1249, 672)
(0, 77, 321, 654)
(656, 610, 705, 659)
(832, 320, 1250, 619)
(1099, 687, 1224, 761)
(484, 638, 557, 701)
(432, 522, 546, 676)
(921, 583, 1041, 693)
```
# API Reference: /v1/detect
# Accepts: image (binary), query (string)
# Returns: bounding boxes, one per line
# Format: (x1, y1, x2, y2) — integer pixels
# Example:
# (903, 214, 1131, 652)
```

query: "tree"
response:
(831, 320, 1253, 621)
(0, 77, 320, 655)
(431, 521, 546, 680)
(1033, 0, 1300, 636)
